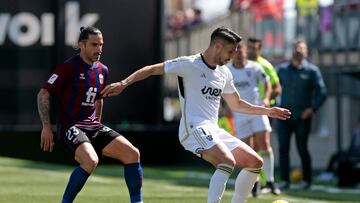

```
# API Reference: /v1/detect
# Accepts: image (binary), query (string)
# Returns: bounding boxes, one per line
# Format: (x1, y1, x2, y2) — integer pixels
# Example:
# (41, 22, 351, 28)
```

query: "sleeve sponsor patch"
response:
(47, 74, 58, 84)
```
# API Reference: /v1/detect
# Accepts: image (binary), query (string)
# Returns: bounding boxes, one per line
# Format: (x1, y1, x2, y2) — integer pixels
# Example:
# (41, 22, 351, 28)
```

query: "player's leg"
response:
(253, 115, 280, 194)
(99, 127, 142, 203)
(202, 142, 236, 203)
(62, 127, 98, 203)
(230, 140, 263, 203)
(182, 125, 236, 203)
(241, 135, 261, 197)
(277, 119, 294, 189)
(294, 118, 312, 189)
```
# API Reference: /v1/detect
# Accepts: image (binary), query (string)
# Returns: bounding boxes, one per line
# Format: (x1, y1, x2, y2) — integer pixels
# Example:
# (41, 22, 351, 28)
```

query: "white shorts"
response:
(180, 124, 242, 156)
(234, 114, 272, 139)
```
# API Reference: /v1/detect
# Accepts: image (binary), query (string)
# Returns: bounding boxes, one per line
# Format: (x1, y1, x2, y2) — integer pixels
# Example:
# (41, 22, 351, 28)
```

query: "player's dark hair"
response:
(247, 37, 262, 49)
(210, 27, 242, 45)
(78, 26, 102, 42)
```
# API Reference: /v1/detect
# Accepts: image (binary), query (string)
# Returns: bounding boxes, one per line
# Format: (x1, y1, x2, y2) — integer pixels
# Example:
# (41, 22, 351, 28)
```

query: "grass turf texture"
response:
(0, 156, 359, 203)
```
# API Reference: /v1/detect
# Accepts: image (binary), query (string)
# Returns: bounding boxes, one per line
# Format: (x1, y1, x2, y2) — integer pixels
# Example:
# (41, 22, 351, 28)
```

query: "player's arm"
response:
(95, 99, 103, 122)
(222, 91, 291, 120)
(263, 79, 272, 107)
(102, 63, 164, 97)
(265, 60, 282, 99)
(37, 88, 54, 152)
(271, 82, 282, 99)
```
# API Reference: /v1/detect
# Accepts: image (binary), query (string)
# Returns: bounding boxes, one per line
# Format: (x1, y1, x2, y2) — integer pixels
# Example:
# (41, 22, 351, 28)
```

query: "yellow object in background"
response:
(290, 168, 303, 183)
(272, 200, 289, 203)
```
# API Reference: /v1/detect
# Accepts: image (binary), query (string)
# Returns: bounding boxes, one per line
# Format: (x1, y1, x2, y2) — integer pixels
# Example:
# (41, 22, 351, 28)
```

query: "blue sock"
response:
(124, 162, 143, 203)
(62, 166, 90, 203)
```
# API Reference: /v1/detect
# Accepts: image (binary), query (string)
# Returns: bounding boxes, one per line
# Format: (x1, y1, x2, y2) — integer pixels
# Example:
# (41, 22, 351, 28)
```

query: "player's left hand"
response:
(268, 107, 291, 120)
(101, 81, 126, 97)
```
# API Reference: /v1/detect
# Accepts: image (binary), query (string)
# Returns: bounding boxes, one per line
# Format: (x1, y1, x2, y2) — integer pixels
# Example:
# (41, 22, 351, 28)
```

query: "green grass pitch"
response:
(0, 156, 359, 203)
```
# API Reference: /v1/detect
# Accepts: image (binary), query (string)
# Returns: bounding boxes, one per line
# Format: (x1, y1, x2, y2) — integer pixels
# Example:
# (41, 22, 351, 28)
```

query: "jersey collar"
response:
(200, 53, 216, 70)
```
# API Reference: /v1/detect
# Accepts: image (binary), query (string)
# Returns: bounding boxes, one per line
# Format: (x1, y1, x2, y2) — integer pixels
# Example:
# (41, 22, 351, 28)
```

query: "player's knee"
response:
(82, 156, 99, 172)
(250, 154, 263, 168)
(124, 146, 140, 164)
(218, 155, 236, 167)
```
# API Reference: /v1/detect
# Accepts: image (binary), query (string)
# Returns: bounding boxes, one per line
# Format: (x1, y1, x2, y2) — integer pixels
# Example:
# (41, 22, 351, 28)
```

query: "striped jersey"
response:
(43, 54, 108, 136)
(164, 54, 237, 139)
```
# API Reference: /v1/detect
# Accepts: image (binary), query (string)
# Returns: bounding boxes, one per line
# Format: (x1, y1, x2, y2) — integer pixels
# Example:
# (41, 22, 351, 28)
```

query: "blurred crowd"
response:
(165, 7, 203, 38)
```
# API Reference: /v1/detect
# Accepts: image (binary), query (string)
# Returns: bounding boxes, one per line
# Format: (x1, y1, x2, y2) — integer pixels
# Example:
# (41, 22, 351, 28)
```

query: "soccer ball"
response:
(290, 168, 303, 183)
(272, 200, 289, 203)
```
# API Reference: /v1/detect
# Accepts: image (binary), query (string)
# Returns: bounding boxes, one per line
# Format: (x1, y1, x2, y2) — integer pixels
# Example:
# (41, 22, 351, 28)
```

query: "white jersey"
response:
(227, 60, 268, 106)
(164, 54, 237, 141)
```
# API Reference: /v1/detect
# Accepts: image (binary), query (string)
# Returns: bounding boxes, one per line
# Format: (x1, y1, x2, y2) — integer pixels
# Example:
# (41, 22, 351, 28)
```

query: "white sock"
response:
(208, 164, 234, 203)
(261, 150, 274, 182)
(231, 168, 261, 203)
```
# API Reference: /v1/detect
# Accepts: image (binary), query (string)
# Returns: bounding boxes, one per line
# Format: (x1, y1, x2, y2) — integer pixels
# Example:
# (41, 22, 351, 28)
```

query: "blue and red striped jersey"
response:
(43, 54, 108, 136)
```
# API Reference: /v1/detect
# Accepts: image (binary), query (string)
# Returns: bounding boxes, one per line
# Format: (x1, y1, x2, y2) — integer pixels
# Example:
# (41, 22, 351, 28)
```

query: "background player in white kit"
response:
(227, 42, 280, 196)
(102, 27, 291, 203)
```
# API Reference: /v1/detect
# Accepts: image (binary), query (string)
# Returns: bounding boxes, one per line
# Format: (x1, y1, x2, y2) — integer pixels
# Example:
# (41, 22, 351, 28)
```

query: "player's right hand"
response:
(101, 81, 126, 97)
(40, 126, 54, 152)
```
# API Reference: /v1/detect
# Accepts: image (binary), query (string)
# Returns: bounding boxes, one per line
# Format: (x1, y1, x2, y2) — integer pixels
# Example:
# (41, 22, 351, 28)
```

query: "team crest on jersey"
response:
(246, 70, 251, 77)
(47, 74, 58, 84)
(200, 73, 206, 78)
(99, 74, 104, 84)
(79, 73, 85, 79)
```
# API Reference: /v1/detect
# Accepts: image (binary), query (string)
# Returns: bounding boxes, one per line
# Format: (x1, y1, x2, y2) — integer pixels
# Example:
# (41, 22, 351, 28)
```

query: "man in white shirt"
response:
(102, 27, 290, 203)
(227, 42, 280, 196)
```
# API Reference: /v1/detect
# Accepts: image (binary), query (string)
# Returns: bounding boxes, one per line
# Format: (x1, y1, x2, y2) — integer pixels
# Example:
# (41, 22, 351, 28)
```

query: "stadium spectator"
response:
(102, 27, 291, 203)
(227, 42, 280, 196)
(37, 27, 143, 203)
(277, 38, 327, 190)
(165, 8, 203, 37)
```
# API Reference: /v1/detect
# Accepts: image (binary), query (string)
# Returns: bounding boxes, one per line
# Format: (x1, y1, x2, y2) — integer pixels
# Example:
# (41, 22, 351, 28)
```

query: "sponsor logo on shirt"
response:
(201, 86, 222, 101)
(234, 81, 250, 89)
(47, 74, 58, 84)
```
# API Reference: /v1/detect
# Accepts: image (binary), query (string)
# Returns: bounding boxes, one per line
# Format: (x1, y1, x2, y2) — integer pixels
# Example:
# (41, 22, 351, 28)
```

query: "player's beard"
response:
(293, 52, 304, 62)
(247, 52, 256, 60)
(93, 54, 101, 62)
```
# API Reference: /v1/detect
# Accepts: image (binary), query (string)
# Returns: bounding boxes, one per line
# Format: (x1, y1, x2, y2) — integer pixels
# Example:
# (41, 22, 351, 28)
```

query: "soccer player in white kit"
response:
(227, 42, 280, 196)
(102, 27, 291, 203)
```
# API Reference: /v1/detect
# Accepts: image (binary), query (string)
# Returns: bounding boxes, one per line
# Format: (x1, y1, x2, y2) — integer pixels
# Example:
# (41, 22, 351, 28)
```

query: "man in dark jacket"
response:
(277, 39, 327, 190)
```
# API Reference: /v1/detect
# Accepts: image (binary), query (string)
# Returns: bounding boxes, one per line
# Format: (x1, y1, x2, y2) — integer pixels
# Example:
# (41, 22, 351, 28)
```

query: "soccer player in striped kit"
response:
(102, 27, 291, 203)
(37, 27, 143, 203)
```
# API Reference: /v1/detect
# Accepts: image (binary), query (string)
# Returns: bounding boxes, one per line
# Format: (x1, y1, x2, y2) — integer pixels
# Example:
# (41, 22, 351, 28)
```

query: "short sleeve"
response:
(164, 56, 189, 77)
(255, 62, 269, 83)
(222, 67, 237, 94)
(42, 63, 69, 94)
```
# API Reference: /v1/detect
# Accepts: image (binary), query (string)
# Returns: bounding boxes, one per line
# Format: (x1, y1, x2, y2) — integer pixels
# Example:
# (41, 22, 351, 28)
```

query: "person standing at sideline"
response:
(277, 38, 327, 190)
(102, 27, 291, 203)
(37, 27, 143, 203)
(227, 42, 280, 196)
(247, 37, 282, 194)
(247, 37, 281, 106)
